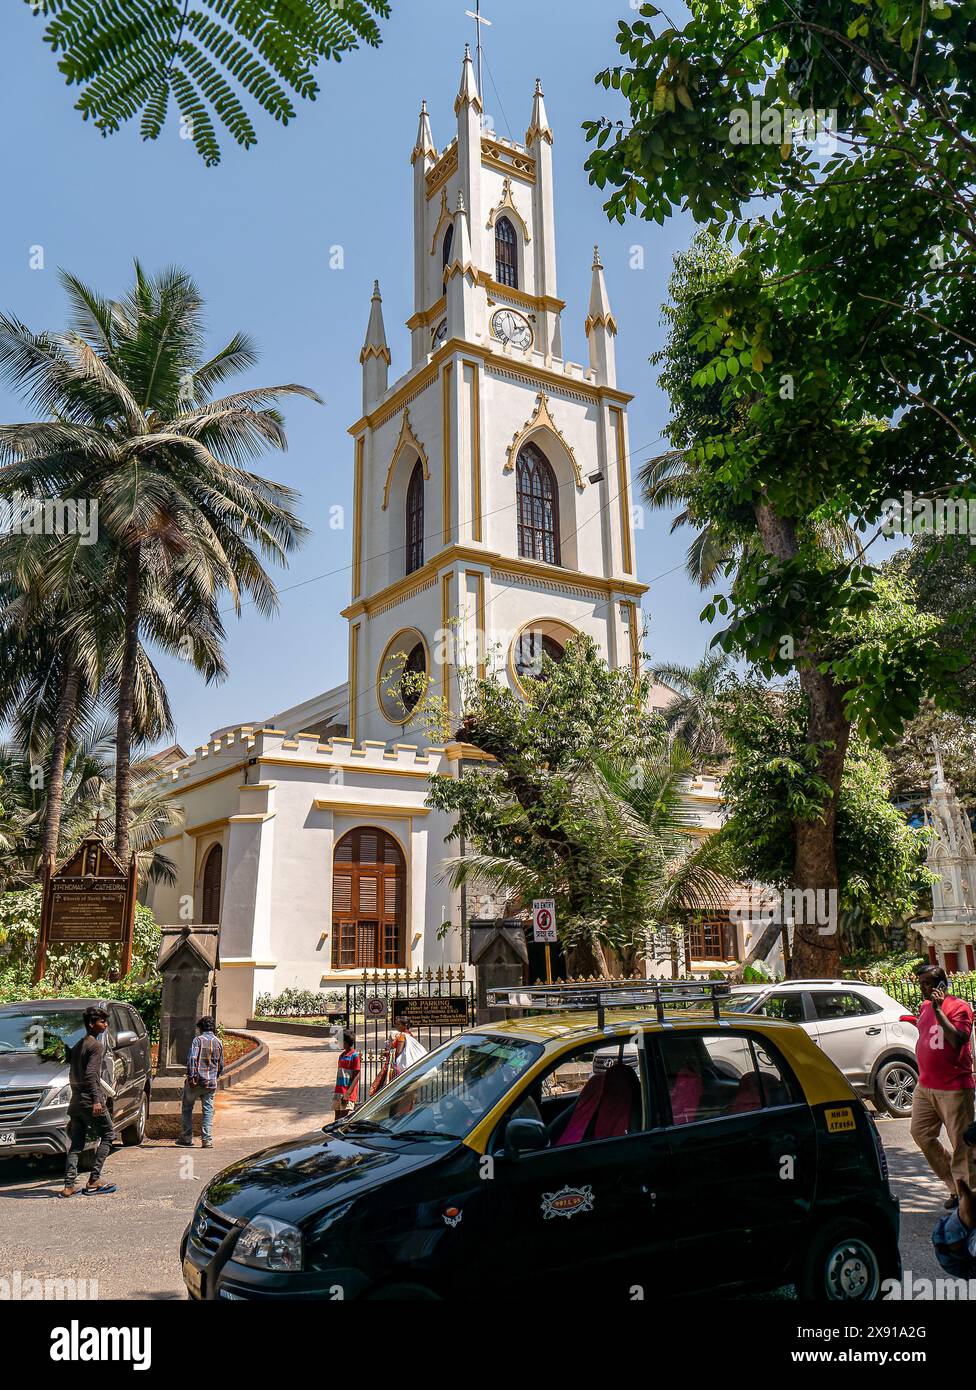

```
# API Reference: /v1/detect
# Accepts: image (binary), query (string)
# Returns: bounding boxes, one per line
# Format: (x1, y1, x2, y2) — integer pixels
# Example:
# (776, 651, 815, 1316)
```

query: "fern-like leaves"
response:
(26, 0, 391, 166)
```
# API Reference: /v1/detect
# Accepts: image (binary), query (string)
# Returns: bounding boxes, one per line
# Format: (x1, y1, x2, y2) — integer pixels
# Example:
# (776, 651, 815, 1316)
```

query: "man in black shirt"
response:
(60, 1006, 117, 1198)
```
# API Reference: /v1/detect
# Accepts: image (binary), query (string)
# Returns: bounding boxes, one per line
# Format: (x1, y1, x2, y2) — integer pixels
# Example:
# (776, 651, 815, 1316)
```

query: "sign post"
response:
(532, 898, 557, 985)
(35, 832, 137, 983)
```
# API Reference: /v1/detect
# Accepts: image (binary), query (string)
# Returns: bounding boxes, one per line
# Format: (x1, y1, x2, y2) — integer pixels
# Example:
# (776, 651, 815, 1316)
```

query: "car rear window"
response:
(660, 1030, 801, 1125)
(811, 991, 880, 1020)
(125, 1006, 147, 1038)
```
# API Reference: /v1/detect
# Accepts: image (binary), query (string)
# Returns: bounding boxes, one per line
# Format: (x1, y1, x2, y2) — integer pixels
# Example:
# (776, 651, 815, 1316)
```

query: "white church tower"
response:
(343, 48, 647, 743)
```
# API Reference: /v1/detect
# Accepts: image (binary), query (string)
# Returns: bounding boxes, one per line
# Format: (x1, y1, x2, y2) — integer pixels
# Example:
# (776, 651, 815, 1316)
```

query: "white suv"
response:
(728, 980, 919, 1117)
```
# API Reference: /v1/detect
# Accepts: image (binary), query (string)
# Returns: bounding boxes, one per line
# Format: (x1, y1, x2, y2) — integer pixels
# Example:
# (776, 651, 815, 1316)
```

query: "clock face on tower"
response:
(432, 319, 449, 350)
(491, 309, 533, 351)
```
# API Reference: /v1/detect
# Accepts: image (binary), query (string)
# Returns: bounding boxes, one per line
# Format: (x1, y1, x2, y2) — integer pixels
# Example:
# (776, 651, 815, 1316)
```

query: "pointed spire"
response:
(586, 246, 617, 335)
(411, 98, 436, 166)
(455, 43, 483, 116)
(360, 280, 391, 367)
(526, 76, 553, 146)
(447, 189, 472, 273)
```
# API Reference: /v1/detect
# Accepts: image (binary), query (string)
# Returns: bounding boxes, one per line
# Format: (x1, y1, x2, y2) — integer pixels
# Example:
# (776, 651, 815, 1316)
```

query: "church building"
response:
(146, 50, 653, 1025)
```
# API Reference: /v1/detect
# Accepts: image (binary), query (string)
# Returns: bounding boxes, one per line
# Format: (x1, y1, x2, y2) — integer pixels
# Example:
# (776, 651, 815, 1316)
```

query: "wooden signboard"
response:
(35, 833, 137, 982)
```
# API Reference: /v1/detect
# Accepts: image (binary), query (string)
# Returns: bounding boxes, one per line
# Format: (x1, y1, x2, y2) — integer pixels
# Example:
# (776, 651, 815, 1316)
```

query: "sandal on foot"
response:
(83, 1182, 117, 1195)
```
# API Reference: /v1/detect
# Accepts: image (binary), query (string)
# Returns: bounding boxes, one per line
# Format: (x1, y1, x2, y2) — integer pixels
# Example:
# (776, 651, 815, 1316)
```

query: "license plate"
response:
(183, 1257, 205, 1300)
(0, 1132, 15, 1146)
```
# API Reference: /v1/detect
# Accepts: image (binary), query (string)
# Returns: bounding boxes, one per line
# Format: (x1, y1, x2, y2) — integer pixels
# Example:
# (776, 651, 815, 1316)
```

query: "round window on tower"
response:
(378, 629, 430, 725)
(509, 619, 577, 696)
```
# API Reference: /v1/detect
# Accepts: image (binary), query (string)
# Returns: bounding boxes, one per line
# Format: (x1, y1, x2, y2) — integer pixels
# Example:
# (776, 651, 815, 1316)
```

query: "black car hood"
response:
(202, 1130, 452, 1225)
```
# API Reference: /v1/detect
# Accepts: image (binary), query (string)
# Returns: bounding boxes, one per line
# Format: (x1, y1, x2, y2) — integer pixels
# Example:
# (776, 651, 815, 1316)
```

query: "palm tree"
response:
(0, 528, 222, 872)
(0, 723, 183, 891)
(0, 264, 319, 856)
(652, 653, 731, 767)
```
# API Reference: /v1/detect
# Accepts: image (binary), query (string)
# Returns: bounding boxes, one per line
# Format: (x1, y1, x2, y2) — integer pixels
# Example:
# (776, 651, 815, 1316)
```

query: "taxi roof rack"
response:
(485, 979, 733, 1029)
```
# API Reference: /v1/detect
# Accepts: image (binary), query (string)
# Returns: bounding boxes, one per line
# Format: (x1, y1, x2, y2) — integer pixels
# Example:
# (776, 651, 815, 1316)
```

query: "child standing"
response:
(332, 1030, 361, 1119)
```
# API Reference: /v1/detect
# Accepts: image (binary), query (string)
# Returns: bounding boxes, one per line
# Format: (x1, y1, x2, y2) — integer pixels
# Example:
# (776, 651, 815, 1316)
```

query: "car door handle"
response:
(865, 1027, 882, 1035)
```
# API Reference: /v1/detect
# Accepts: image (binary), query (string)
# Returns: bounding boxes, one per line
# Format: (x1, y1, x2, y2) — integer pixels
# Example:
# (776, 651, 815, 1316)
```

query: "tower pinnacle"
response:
(526, 77, 553, 146)
(455, 43, 483, 116)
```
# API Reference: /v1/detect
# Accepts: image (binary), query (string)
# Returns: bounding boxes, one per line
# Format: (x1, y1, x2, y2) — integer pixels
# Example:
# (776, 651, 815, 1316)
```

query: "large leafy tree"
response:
(717, 675, 932, 947)
(584, 1, 973, 972)
(24, 0, 390, 166)
(427, 636, 729, 977)
(0, 264, 317, 856)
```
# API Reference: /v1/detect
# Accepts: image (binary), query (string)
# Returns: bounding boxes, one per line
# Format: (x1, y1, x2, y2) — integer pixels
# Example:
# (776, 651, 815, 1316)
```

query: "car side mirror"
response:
(116, 1030, 138, 1047)
(504, 1117, 548, 1159)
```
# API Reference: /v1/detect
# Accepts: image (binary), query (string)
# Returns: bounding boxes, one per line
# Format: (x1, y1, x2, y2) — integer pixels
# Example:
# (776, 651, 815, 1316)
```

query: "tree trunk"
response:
(753, 504, 850, 977)
(40, 663, 81, 875)
(114, 543, 141, 859)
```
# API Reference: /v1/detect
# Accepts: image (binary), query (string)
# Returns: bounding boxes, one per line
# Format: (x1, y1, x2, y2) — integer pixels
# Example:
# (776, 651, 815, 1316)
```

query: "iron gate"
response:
(345, 967, 475, 1090)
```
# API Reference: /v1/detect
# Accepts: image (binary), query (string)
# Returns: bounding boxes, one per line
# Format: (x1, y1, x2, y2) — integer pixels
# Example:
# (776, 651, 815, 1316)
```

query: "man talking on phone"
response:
(910, 965, 976, 1209)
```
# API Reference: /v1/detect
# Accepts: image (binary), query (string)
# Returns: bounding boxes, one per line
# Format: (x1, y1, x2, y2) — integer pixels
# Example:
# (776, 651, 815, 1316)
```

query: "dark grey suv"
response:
(0, 998, 153, 1158)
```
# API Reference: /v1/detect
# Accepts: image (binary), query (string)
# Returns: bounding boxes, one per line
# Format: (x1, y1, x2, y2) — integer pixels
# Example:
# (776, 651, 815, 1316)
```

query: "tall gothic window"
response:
(495, 216, 518, 288)
(442, 223, 454, 278)
(332, 827, 405, 969)
(516, 442, 560, 566)
(406, 459, 424, 574)
(201, 844, 222, 924)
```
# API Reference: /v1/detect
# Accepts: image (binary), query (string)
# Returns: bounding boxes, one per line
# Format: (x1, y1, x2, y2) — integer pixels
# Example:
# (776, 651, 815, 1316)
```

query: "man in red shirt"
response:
(910, 965, 976, 1208)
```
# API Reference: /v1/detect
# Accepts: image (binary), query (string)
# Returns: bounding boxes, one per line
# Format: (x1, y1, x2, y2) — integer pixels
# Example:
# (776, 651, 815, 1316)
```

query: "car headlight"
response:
(233, 1216, 303, 1272)
(45, 1084, 71, 1109)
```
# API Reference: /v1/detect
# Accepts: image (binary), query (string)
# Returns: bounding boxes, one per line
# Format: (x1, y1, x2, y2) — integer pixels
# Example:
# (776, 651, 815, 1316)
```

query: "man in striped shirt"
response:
(177, 1017, 224, 1149)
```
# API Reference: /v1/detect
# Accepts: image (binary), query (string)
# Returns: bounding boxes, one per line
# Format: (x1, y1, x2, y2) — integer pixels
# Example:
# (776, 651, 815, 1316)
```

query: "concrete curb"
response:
(247, 1017, 339, 1040)
(147, 1031, 269, 1137)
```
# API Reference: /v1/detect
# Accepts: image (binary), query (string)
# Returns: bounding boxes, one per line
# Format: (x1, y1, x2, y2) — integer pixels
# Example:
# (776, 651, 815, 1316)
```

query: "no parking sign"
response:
(532, 899, 557, 943)
(365, 996, 388, 1019)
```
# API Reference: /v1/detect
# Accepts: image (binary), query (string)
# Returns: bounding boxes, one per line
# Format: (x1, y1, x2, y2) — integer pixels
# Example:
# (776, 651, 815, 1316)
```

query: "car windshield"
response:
(0, 1009, 86, 1059)
(725, 991, 763, 1013)
(345, 1034, 543, 1139)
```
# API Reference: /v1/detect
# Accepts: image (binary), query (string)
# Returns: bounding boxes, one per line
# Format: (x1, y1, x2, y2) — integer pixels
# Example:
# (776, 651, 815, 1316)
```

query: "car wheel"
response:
(798, 1219, 897, 1301)
(122, 1091, 149, 1146)
(875, 1058, 917, 1118)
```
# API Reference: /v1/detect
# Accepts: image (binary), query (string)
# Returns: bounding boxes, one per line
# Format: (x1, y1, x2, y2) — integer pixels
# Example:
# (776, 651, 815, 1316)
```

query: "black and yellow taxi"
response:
(180, 981, 900, 1301)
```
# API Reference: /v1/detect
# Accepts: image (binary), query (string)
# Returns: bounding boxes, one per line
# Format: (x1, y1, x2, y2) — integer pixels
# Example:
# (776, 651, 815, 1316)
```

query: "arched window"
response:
(406, 459, 424, 575)
(514, 631, 565, 682)
(201, 844, 222, 924)
(442, 223, 454, 277)
(516, 442, 560, 566)
(332, 827, 405, 968)
(495, 216, 518, 288)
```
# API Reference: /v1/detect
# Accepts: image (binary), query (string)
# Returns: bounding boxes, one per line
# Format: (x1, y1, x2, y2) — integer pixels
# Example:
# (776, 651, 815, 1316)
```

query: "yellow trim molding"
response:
(504, 392, 583, 487)
(612, 406, 634, 576)
(314, 798, 430, 819)
(442, 363, 453, 545)
(486, 178, 530, 242)
(352, 436, 364, 598)
(185, 816, 229, 838)
(381, 407, 430, 511)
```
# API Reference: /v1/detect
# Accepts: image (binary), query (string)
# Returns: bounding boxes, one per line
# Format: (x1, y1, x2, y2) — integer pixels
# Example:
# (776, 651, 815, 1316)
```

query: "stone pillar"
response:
(156, 926, 220, 1077)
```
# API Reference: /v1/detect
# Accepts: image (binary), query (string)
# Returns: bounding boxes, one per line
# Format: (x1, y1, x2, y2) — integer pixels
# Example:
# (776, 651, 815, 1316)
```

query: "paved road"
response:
(0, 1037, 956, 1299)
(0, 1031, 338, 1300)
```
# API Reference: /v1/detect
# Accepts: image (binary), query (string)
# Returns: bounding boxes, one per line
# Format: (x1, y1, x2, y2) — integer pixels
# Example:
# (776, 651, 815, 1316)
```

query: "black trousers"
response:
(65, 1105, 114, 1186)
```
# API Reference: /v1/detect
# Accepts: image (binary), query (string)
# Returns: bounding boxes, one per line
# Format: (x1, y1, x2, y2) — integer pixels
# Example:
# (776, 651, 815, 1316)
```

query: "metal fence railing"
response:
(854, 971, 976, 1013)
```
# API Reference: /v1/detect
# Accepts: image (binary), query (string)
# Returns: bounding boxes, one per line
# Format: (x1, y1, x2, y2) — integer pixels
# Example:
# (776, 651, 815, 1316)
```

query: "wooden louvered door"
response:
(332, 828, 405, 969)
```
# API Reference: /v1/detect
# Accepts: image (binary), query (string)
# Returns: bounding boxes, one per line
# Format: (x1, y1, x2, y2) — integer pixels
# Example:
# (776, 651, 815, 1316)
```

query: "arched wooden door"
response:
(201, 844, 222, 924)
(332, 827, 405, 969)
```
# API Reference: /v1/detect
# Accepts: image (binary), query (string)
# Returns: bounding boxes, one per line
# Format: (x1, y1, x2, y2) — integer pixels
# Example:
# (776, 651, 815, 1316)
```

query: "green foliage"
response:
(585, 0, 975, 740)
(428, 636, 730, 973)
(255, 987, 331, 1018)
(717, 676, 932, 930)
(25, 0, 391, 166)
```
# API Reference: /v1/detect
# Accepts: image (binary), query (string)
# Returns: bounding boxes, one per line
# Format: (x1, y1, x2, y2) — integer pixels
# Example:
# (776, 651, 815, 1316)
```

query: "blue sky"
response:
(1, 0, 715, 751)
